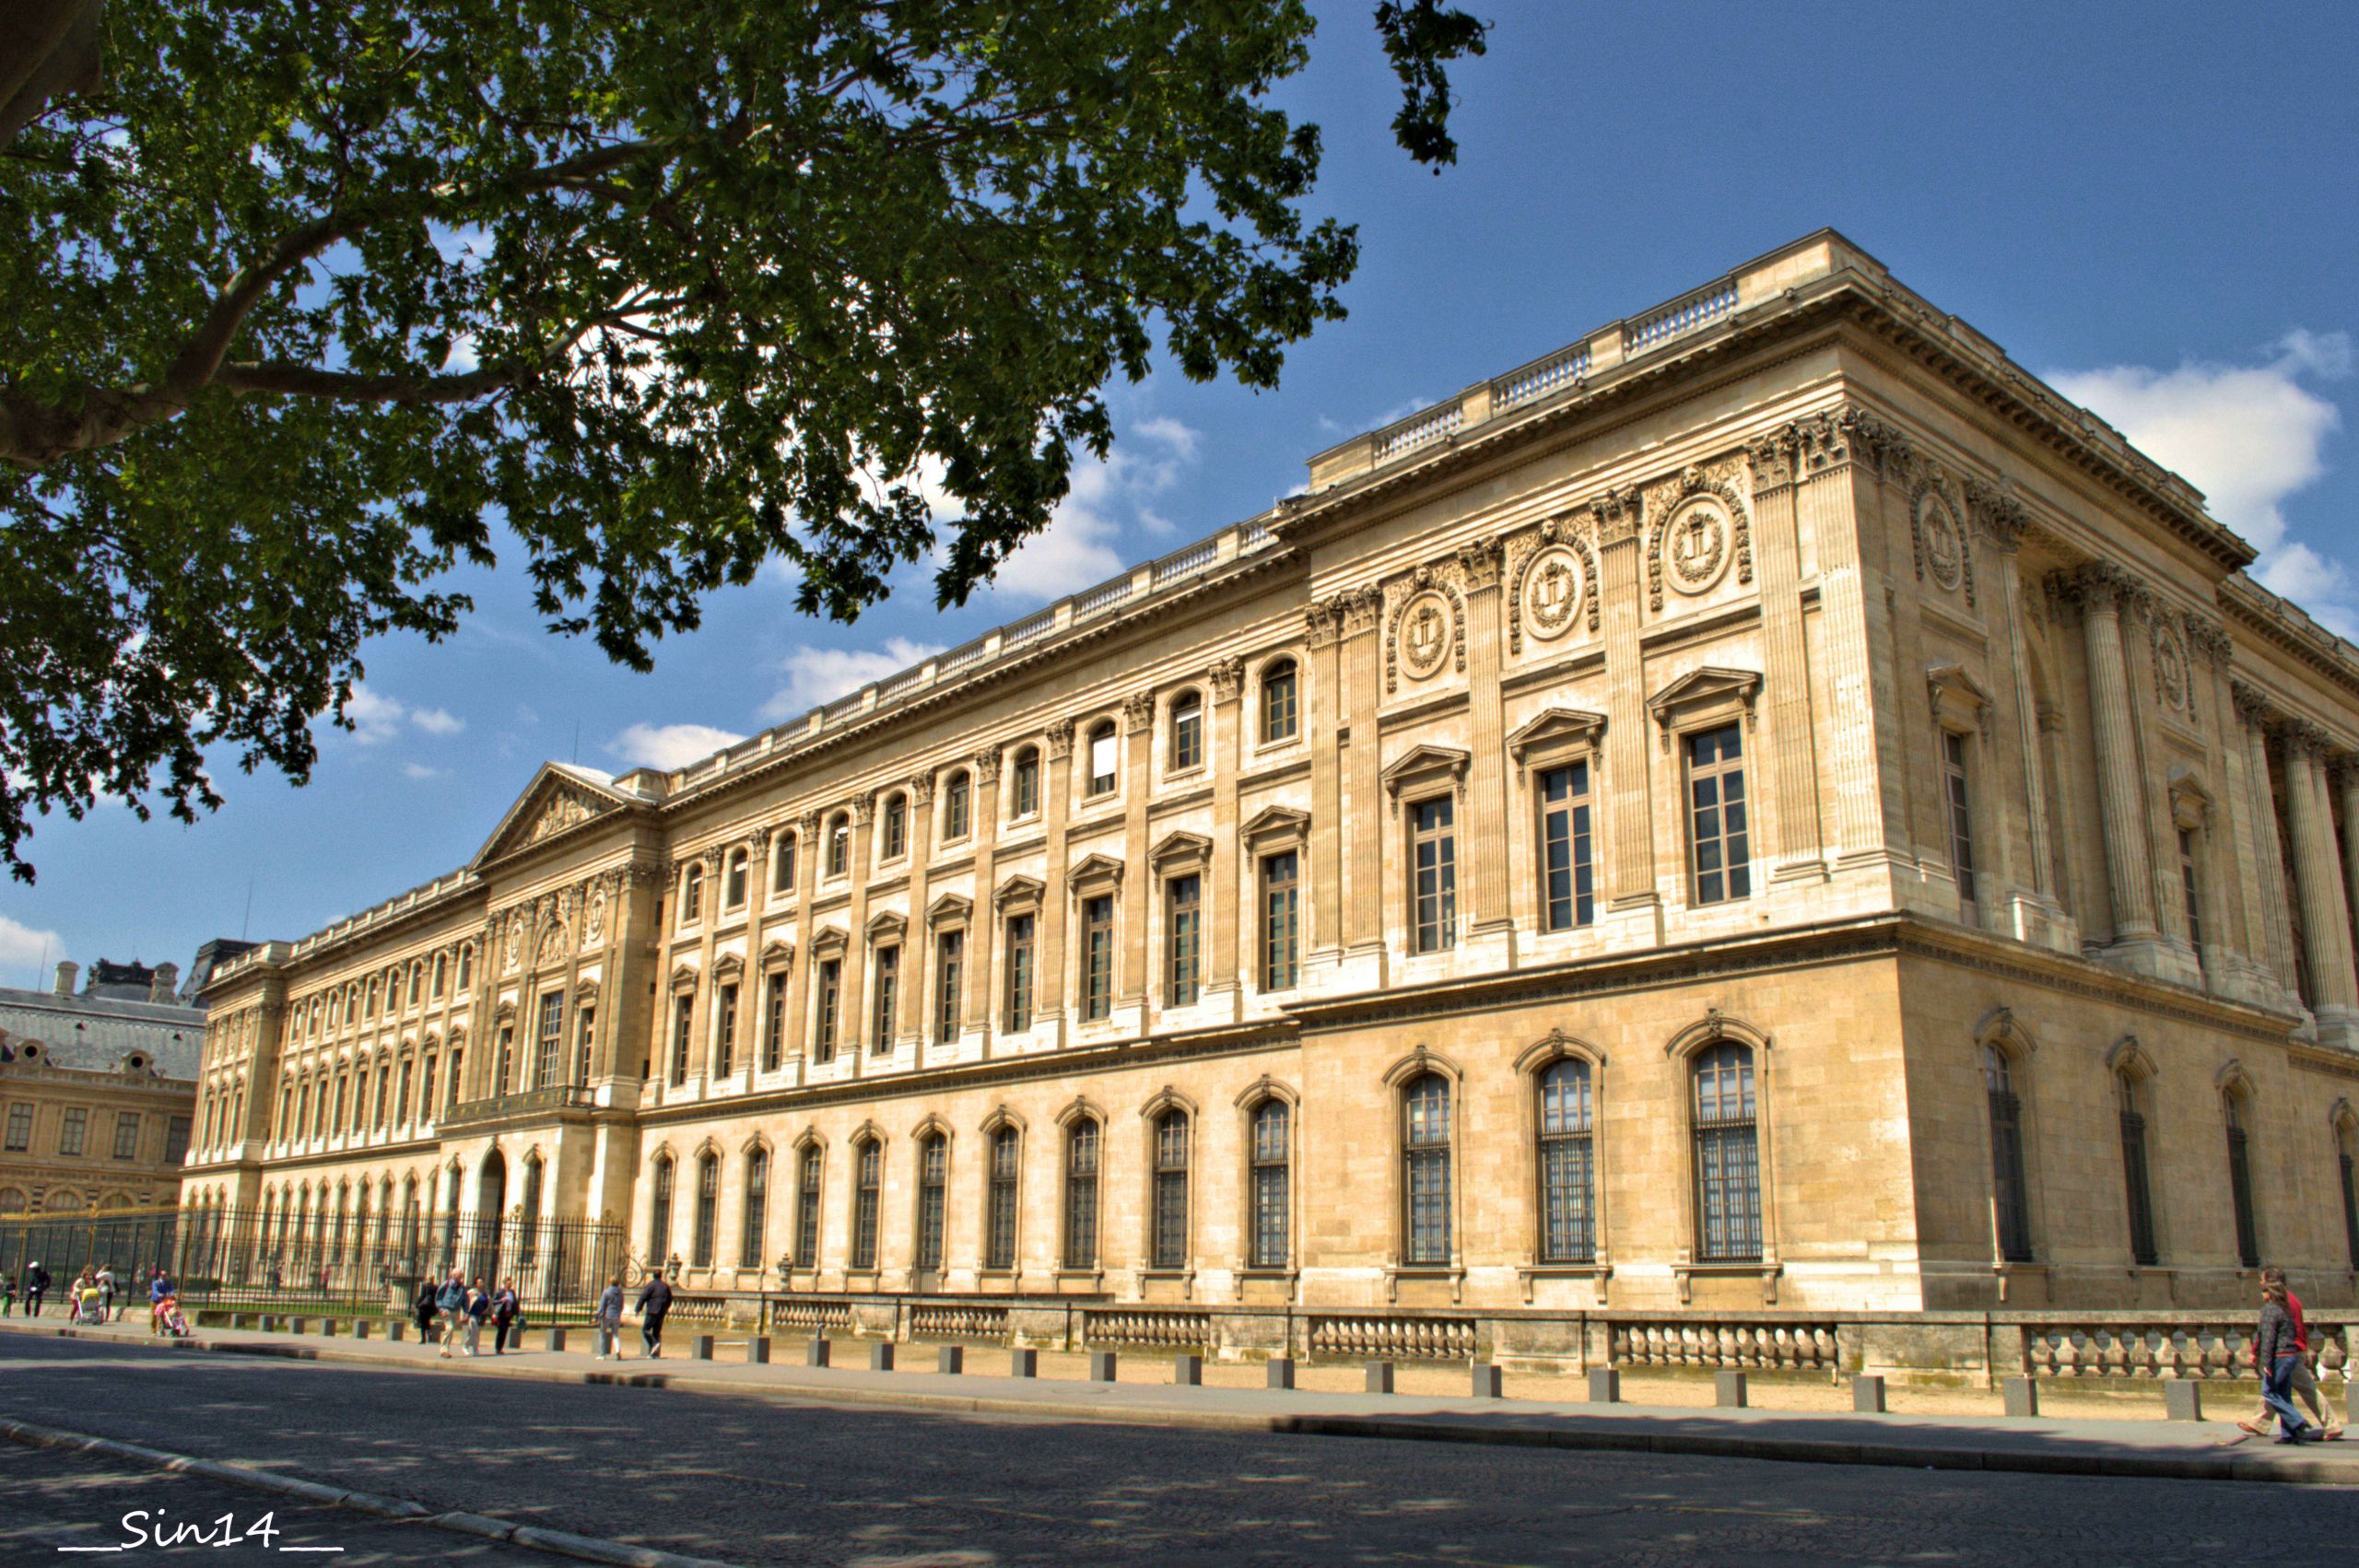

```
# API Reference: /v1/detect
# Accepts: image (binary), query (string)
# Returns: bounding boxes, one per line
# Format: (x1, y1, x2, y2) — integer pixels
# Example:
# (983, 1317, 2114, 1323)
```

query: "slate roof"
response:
(0, 986, 205, 1082)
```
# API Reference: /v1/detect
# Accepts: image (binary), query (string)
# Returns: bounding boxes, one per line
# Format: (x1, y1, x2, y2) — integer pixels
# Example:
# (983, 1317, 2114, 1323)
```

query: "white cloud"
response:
(401, 763, 444, 780)
(409, 708, 464, 737)
(611, 722, 746, 771)
(0, 913, 63, 972)
(342, 686, 468, 743)
(759, 637, 945, 722)
(975, 416, 1206, 604)
(2049, 330, 2353, 635)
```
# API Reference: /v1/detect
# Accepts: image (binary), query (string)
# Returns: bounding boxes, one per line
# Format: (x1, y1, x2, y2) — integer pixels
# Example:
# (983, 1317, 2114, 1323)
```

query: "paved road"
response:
(1, 1336, 2353, 1566)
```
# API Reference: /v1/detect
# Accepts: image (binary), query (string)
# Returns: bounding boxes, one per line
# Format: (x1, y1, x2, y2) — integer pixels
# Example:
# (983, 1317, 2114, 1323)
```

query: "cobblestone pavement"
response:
(2, 1336, 2353, 1566)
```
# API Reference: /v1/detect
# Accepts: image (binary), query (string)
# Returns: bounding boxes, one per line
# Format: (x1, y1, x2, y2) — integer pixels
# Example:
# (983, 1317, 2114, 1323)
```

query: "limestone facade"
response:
(183, 232, 2359, 1318)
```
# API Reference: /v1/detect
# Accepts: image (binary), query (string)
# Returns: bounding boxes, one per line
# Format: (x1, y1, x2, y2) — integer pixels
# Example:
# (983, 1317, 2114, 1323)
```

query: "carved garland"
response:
(1507, 517, 1600, 652)
(1907, 475, 1978, 608)
(1643, 464, 1753, 612)
(1384, 565, 1468, 695)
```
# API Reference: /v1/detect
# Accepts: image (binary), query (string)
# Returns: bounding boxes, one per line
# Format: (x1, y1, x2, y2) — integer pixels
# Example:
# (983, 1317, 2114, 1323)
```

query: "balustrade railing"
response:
(1622, 277, 1739, 356)
(1309, 1314, 1477, 1362)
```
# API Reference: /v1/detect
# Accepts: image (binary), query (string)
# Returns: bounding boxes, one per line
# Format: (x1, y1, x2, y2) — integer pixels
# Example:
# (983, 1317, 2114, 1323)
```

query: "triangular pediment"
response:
(1149, 831, 1214, 872)
(926, 891, 973, 924)
(1506, 707, 1608, 760)
(994, 873, 1046, 910)
(1379, 743, 1470, 799)
(474, 763, 637, 867)
(1070, 852, 1125, 889)
(1239, 805, 1310, 845)
(1645, 666, 1762, 736)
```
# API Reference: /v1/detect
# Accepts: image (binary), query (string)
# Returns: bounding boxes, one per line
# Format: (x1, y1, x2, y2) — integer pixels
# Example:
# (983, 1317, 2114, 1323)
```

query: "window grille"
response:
(851, 1141, 882, 1270)
(649, 1156, 674, 1263)
(2119, 1078, 2158, 1266)
(916, 1135, 946, 1270)
(987, 1127, 1020, 1270)
(794, 1147, 823, 1267)
(1692, 1043, 1761, 1261)
(1151, 1110, 1190, 1269)
(1065, 1119, 1099, 1270)
(1983, 1046, 2033, 1262)
(1537, 1059, 1596, 1263)
(742, 1148, 769, 1269)
(1402, 1073, 1451, 1264)
(1250, 1101, 1290, 1269)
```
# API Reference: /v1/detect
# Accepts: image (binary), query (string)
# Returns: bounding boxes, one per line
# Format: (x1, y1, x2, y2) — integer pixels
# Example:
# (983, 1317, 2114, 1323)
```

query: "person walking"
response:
(24, 1259, 49, 1316)
(413, 1278, 439, 1343)
(2251, 1280, 2318, 1444)
(594, 1277, 623, 1361)
(147, 1263, 174, 1336)
(95, 1263, 116, 1323)
(634, 1269, 672, 1360)
(463, 1275, 489, 1356)
(2241, 1266, 2343, 1440)
(2, 1274, 16, 1315)
(490, 1280, 520, 1354)
(434, 1269, 467, 1358)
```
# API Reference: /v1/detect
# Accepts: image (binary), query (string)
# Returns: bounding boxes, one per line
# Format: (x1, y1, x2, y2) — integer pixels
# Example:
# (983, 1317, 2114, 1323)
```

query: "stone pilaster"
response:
(1747, 432, 1826, 881)
(1120, 693, 1155, 1009)
(1304, 596, 1345, 984)
(1594, 486, 1659, 943)
(839, 795, 876, 1076)
(964, 751, 1002, 1039)
(1457, 536, 1515, 960)
(2230, 686, 2299, 1000)
(1798, 410, 1899, 883)
(1969, 481, 2073, 951)
(783, 812, 821, 1067)
(1037, 720, 1074, 1039)
(2339, 757, 2359, 1004)
(2051, 561, 2165, 968)
(898, 772, 937, 1049)
(2283, 722, 2359, 1041)
(1340, 587, 1386, 984)
(1207, 656, 1246, 1015)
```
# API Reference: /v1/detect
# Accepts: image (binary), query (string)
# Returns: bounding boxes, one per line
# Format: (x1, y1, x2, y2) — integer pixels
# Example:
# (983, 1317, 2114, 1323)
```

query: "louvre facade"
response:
(183, 233, 2359, 1358)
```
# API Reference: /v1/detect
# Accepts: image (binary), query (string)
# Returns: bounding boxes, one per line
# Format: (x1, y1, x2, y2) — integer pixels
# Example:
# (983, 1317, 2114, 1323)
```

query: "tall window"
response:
(881, 792, 908, 860)
(714, 981, 739, 1076)
(794, 1146, 823, 1266)
(372, 1061, 391, 1129)
(934, 930, 964, 1043)
(1011, 747, 1040, 817)
(2178, 828, 2204, 954)
(1262, 851, 1300, 990)
(815, 958, 842, 1062)
(1003, 913, 1035, 1033)
(1082, 896, 1114, 1021)
(681, 862, 705, 924)
(1984, 1046, 2033, 1262)
(724, 848, 748, 910)
(1402, 1073, 1451, 1264)
(763, 973, 788, 1071)
(987, 1127, 1020, 1270)
(1686, 724, 1752, 905)
(826, 814, 851, 878)
(534, 990, 564, 1089)
(943, 772, 970, 841)
(1166, 874, 1202, 1007)
(417, 1056, 436, 1123)
(1692, 1043, 1761, 1261)
(395, 1058, 413, 1126)
(1262, 660, 1298, 743)
(1087, 722, 1119, 797)
(519, 1158, 543, 1264)
(2338, 1121, 2359, 1271)
(1411, 796, 1458, 954)
(742, 1147, 769, 1270)
(457, 945, 474, 990)
(444, 1047, 463, 1113)
(772, 831, 798, 894)
(1250, 1100, 1290, 1269)
(3, 1104, 28, 1152)
(575, 1004, 596, 1084)
(670, 994, 694, 1084)
(871, 947, 898, 1052)
(431, 954, 447, 998)
(1539, 763, 1595, 931)
(692, 1152, 719, 1269)
(1169, 693, 1203, 772)
(2119, 1071, 2158, 1266)
(851, 1141, 882, 1270)
(111, 1110, 141, 1160)
(1151, 1109, 1190, 1269)
(1942, 731, 1978, 912)
(649, 1155, 675, 1264)
(1064, 1119, 1099, 1270)
(916, 1133, 947, 1270)
(2224, 1093, 2259, 1270)
(1537, 1059, 1596, 1263)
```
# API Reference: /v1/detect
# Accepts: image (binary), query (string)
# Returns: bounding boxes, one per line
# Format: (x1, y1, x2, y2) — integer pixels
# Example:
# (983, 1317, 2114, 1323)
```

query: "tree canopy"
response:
(0, 0, 1486, 883)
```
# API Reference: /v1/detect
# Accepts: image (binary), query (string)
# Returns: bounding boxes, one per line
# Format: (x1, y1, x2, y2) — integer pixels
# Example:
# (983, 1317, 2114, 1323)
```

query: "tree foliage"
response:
(0, 0, 1485, 883)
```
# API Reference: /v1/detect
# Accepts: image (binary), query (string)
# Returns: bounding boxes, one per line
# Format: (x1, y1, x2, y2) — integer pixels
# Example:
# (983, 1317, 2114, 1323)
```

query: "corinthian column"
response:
(2283, 722, 2359, 1036)
(2231, 685, 2297, 996)
(2054, 562, 2158, 951)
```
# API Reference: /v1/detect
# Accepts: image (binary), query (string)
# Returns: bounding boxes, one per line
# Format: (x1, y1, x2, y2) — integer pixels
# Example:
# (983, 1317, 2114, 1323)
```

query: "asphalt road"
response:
(1, 1335, 2353, 1566)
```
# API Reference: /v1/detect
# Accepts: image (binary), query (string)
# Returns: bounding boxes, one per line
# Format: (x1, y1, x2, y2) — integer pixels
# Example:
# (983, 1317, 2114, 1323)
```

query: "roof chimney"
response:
(149, 963, 181, 1003)
(53, 961, 77, 996)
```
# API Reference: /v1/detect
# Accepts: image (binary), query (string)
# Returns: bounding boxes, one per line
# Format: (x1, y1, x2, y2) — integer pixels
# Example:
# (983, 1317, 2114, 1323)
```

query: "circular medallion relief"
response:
(1919, 492, 1966, 592)
(1521, 545, 1586, 641)
(1662, 497, 1730, 595)
(1398, 591, 1453, 680)
(2154, 627, 2189, 709)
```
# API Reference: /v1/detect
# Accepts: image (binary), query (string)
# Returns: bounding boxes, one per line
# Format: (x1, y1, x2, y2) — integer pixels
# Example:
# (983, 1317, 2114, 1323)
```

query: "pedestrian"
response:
(147, 1263, 174, 1336)
(2, 1274, 15, 1315)
(434, 1269, 467, 1359)
(594, 1276, 623, 1360)
(412, 1278, 439, 1342)
(634, 1269, 672, 1360)
(491, 1280, 521, 1354)
(463, 1275, 489, 1356)
(2241, 1266, 2343, 1440)
(24, 1259, 49, 1316)
(95, 1263, 116, 1323)
(2249, 1279, 2318, 1444)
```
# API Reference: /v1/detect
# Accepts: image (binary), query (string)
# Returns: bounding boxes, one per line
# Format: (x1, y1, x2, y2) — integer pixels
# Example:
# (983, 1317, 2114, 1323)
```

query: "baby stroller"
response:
(152, 1294, 192, 1338)
(74, 1287, 107, 1326)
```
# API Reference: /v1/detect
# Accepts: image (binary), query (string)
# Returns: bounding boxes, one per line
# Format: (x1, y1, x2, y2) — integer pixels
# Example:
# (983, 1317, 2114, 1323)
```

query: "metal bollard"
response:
(938, 1345, 964, 1375)
(690, 1334, 714, 1361)
(545, 1328, 567, 1353)
(259, 1315, 278, 1333)
(870, 1341, 896, 1372)
(1266, 1357, 1296, 1391)
(352, 1320, 371, 1342)
(2003, 1376, 2040, 1418)
(387, 1320, 404, 1342)
(1089, 1350, 1118, 1382)
(805, 1337, 832, 1367)
(1173, 1353, 1202, 1386)
(1364, 1361, 1395, 1395)
(1716, 1371, 1749, 1409)
(747, 1336, 770, 1364)
(1471, 1363, 1504, 1398)
(2164, 1380, 2203, 1422)
(1588, 1368, 1621, 1404)
(1010, 1348, 1039, 1378)
(288, 1317, 308, 1336)
(1852, 1375, 1886, 1413)
(321, 1319, 340, 1337)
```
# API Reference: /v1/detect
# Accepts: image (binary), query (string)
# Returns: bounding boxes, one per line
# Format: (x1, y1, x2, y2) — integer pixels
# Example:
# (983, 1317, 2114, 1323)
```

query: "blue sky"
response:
(6, 0, 2355, 980)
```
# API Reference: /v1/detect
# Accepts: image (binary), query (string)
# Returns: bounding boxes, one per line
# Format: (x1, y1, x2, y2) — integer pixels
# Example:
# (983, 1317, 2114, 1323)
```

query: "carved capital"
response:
(1338, 585, 1383, 636)
(972, 748, 1003, 785)
(1961, 476, 2031, 551)
(910, 772, 938, 807)
(2045, 558, 2142, 615)
(2230, 679, 2277, 730)
(797, 810, 823, 839)
(1122, 692, 1157, 734)
(1043, 718, 1075, 761)
(1590, 485, 1642, 546)
(1304, 598, 1342, 650)
(2284, 717, 2333, 760)
(1455, 535, 1506, 592)
(1207, 656, 1246, 704)
(1745, 430, 1799, 491)
(2183, 613, 2233, 668)
(852, 793, 876, 827)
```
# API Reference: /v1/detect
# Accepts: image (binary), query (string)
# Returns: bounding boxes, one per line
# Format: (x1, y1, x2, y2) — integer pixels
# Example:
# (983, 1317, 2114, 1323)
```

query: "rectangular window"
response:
(987, 1131, 1019, 1270)
(944, 776, 969, 840)
(1694, 1048, 1762, 1262)
(418, 1056, 437, 1122)
(1166, 874, 1202, 1007)
(1412, 796, 1458, 953)
(741, 1150, 769, 1270)
(1943, 731, 1978, 911)
(773, 834, 798, 894)
(164, 1115, 191, 1164)
(670, 995, 694, 1084)
(815, 958, 842, 1062)
(1262, 850, 1300, 990)
(1686, 723, 1752, 906)
(534, 989, 564, 1090)
(1082, 895, 1114, 1021)
(111, 1111, 141, 1161)
(934, 930, 964, 1044)
(396, 1059, 414, 1125)
(882, 795, 907, 860)
(445, 1049, 462, 1113)
(1012, 754, 1039, 817)
(714, 981, 739, 1076)
(871, 946, 898, 1053)
(1537, 1065, 1595, 1263)
(59, 1106, 87, 1156)
(575, 1004, 596, 1085)
(1539, 762, 1595, 932)
(1003, 914, 1035, 1033)
(1151, 1115, 1189, 1269)
(4, 1104, 29, 1151)
(1171, 701, 1203, 772)
(2178, 829, 2203, 954)
(763, 973, 787, 1072)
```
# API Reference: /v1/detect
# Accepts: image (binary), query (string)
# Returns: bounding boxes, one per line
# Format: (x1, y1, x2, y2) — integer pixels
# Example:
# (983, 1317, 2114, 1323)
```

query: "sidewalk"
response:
(6, 1316, 2355, 1487)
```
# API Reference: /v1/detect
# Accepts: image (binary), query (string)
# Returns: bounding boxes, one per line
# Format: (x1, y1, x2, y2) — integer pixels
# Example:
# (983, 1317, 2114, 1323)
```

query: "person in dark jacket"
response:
(634, 1270, 673, 1359)
(2254, 1281, 2316, 1444)
(490, 1280, 521, 1354)
(413, 1280, 439, 1340)
(2241, 1265, 2342, 1439)
(594, 1278, 624, 1360)
(24, 1260, 50, 1316)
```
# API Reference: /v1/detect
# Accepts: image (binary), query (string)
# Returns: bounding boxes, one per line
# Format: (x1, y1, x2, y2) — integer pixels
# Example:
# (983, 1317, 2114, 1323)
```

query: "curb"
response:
(6, 1321, 2352, 1488)
(0, 1414, 744, 1568)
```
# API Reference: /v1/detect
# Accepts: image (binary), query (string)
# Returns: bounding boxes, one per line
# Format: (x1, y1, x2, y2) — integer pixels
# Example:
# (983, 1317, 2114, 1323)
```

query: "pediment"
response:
(1645, 666, 1761, 741)
(1070, 852, 1125, 889)
(474, 763, 636, 867)
(1149, 831, 1213, 872)
(866, 908, 908, 939)
(1239, 805, 1310, 846)
(1379, 743, 1470, 799)
(1926, 662, 1996, 733)
(1506, 707, 1608, 761)
(759, 938, 796, 968)
(994, 873, 1046, 911)
(926, 891, 973, 924)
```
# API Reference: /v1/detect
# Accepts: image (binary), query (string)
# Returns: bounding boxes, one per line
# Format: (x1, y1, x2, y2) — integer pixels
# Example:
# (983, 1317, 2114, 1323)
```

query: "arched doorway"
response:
(470, 1149, 507, 1285)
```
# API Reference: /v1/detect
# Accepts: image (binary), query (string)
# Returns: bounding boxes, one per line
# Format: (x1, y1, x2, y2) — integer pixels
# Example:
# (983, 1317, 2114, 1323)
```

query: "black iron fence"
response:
(2, 1205, 628, 1321)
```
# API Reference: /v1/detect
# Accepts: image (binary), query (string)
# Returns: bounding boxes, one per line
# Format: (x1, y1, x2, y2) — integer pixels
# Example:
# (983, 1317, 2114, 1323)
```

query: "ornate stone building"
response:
(184, 233, 2359, 1345)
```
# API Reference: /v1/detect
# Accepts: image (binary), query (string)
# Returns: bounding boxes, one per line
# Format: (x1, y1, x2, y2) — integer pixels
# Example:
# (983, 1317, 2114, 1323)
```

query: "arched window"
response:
(881, 792, 908, 860)
(406, 964, 422, 1007)
(2224, 1089, 2259, 1270)
(456, 944, 474, 991)
(1692, 1043, 1760, 1262)
(851, 1140, 883, 1270)
(1983, 1046, 2032, 1262)
(1150, 1108, 1190, 1269)
(943, 771, 971, 840)
(1250, 1099, 1290, 1270)
(741, 1146, 769, 1269)
(2118, 1070, 2158, 1266)
(649, 1154, 675, 1264)
(1169, 692, 1203, 773)
(772, 831, 798, 894)
(986, 1126, 1020, 1271)
(431, 953, 447, 999)
(202, 1093, 219, 1150)
(1537, 1059, 1595, 1264)
(916, 1133, 947, 1270)
(2337, 1117, 2359, 1271)
(826, 813, 851, 878)
(229, 1084, 245, 1142)
(1402, 1073, 1451, 1265)
(1261, 659, 1298, 744)
(1064, 1118, 1100, 1270)
(373, 1059, 392, 1130)
(1086, 721, 1119, 798)
(794, 1145, 824, 1267)
(724, 848, 748, 910)
(680, 861, 705, 924)
(1011, 747, 1040, 818)
(692, 1151, 720, 1269)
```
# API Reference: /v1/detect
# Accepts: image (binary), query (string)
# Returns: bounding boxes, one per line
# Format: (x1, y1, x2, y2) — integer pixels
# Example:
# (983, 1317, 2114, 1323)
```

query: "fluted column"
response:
(837, 793, 876, 1074)
(963, 752, 1002, 1038)
(1207, 657, 1246, 1012)
(2056, 562, 2159, 948)
(1594, 487, 1656, 934)
(1305, 598, 1344, 979)
(783, 811, 821, 1066)
(1748, 433, 1825, 876)
(898, 773, 936, 1049)
(2231, 686, 2298, 995)
(1120, 693, 1155, 1008)
(1340, 588, 1385, 973)
(1797, 410, 1897, 873)
(1038, 720, 1074, 1035)
(1459, 537, 1513, 946)
(2283, 722, 2359, 1029)
(2339, 759, 2359, 995)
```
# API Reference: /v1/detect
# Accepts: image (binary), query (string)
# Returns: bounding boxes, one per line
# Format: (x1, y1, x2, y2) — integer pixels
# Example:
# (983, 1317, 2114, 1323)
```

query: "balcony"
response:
(439, 1084, 593, 1130)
